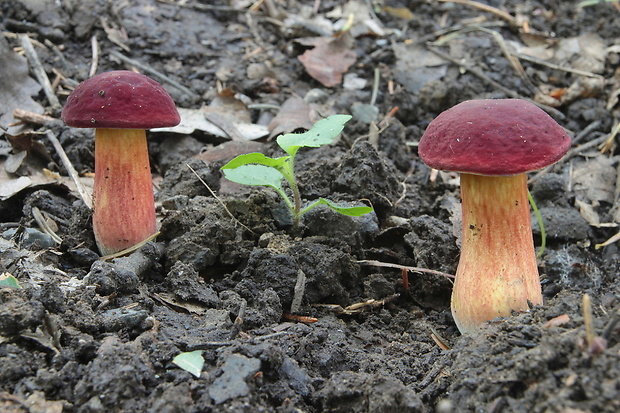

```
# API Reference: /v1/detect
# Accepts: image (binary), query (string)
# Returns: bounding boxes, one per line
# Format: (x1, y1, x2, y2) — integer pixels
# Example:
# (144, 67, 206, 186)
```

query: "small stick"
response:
(19, 35, 61, 109)
(358, 259, 455, 280)
(290, 269, 306, 314)
(427, 45, 565, 121)
(108, 49, 199, 100)
(31, 206, 62, 244)
(44, 130, 93, 209)
(12, 108, 56, 125)
(187, 162, 255, 235)
(99, 231, 160, 260)
(529, 134, 610, 184)
(582, 293, 595, 347)
(437, 0, 516, 25)
(430, 327, 451, 350)
(89, 34, 99, 78)
(512, 52, 603, 79)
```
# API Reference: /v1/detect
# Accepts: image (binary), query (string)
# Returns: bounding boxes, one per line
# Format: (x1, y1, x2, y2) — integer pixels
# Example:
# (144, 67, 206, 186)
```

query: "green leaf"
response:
(221, 153, 288, 170)
(222, 164, 285, 191)
(277, 114, 352, 156)
(0, 274, 21, 288)
(172, 350, 204, 378)
(305, 198, 374, 217)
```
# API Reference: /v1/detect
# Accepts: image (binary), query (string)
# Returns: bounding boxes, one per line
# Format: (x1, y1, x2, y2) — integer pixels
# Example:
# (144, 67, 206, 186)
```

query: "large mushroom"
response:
(418, 99, 571, 334)
(62, 70, 180, 256)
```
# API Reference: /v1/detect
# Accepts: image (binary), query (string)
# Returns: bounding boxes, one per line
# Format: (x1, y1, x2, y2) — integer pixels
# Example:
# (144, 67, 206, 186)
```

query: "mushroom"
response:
(62, 70, 180, 256)
(418, 99, 571, 334)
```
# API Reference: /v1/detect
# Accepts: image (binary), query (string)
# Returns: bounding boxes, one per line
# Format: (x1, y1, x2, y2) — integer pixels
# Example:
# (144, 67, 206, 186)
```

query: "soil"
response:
(1, 1, 619, 412)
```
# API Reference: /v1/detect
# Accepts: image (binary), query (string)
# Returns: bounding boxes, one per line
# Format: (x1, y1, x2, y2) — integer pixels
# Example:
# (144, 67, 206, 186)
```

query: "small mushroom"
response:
(62, 71, 180, 256)
(418, 99, 571, 334)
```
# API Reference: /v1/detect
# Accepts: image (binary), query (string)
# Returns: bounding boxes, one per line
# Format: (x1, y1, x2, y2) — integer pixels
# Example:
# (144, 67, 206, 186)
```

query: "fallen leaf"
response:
(268, 96, 314, 138)
(153, 107, 268, 140)
(383, 6, 414, 20)
(393, 42, 447, 93)
(0, 37, 44, 134)
(297, 32, 357, 87)
(573, 156, 616, 204)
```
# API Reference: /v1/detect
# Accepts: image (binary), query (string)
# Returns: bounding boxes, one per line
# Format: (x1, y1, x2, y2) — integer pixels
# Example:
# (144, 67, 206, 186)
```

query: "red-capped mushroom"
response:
(62, 70, 180, 256)
(418, 99, 571, 334)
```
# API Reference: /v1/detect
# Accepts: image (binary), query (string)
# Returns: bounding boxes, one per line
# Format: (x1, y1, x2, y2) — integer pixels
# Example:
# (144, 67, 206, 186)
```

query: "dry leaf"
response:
(297, 32, 357, 87)
(153, 108, 268, 140)
(0, 37, 44, 134)
(268, 96, 314, 138)
(572, 156, 616, 204)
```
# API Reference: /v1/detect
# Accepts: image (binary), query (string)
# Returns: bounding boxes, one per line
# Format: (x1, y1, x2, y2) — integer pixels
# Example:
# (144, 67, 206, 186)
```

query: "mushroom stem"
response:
(452, 173, 543, 333)
(93, 128, 157, 256)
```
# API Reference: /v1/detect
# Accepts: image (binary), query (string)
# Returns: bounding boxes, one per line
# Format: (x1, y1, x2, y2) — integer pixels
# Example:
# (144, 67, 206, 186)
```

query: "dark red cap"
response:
(61, 71, 181, 129)
(418, 99, 571, 176)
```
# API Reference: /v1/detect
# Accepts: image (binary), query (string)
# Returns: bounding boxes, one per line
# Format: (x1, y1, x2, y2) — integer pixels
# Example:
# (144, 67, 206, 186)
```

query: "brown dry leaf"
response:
(100, 17, 130, 52)
(268, 96, 314, 138)
(572, 156, 616, 204)
(0, 37, 44, 134)
(383, 6, 414, 20)
(297, 32, 356, 87)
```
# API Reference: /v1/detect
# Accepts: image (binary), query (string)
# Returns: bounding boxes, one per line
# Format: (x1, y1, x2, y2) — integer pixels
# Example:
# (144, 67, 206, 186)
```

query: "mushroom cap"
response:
(61, 71, 181, 129)
(418, 99, 571, 176)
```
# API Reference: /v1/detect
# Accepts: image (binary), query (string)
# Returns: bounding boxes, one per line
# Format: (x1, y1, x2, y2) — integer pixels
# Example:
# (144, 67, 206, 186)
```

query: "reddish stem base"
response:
(452, 173, 543, 334)
(92, 128, 156, 256)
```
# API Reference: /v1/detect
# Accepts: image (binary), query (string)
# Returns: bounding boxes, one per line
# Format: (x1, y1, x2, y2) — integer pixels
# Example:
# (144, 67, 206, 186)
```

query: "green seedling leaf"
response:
(0, 273, 21, 288)
(221, 153, 288, 171)
(302, 198, 374, 217)
(222, 164, 286, 191)
(172, 350, 204, 378)
(277, 114, 352, 157)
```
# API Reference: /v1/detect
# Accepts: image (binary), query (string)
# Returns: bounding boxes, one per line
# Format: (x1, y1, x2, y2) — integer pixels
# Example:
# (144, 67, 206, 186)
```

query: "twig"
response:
(369, 67, 380, 106)
(358, 259, 455, 280)
(572, 119, 601, 145)
(44, 130, 93, 209)
(108, 49, 199, 100)
(12, 108, 56, 125)
(31, 206, 62, 244)
(512, 52, 604, 80)
(89, 34, 99, 78)
(427, 44, 565, 121)
(600, 121, 620, 153)
(437, 0, 516, 26)
(188, 162, 256, 235)
(290, 269, 306, 314)
(19, 34, 61, 109)
(528, 134, 610, 184)
(595, 230, 620, 249)
(430, 327, 451, 350)
(99, 231, 160, 260)
(476, 26, 537, 93)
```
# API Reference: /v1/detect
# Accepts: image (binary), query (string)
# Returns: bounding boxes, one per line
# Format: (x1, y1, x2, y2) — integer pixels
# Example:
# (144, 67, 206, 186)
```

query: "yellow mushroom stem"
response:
(92, 128, 156, 256)
(452, 173, 543, 334)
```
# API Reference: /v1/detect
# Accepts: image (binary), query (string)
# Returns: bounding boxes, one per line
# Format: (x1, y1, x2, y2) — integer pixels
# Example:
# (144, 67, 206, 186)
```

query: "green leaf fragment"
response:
(222, 164, 286, 191)
(172, 350, 204, 378)
(220, 153, 288, 170)
(277, 114, 352, 156)
(0, 274, 21, 288)
(310, 198, 374, 217)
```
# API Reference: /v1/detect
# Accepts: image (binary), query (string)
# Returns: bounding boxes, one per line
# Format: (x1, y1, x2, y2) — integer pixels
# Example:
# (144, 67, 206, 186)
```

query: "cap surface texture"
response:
(61, 71, 181, 129)
(418, 99, 571, 176)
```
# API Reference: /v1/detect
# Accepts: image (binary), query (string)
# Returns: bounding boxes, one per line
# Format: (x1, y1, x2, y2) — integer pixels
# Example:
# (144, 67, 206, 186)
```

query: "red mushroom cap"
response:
(418, 99, 571, 176)
(61, 71, 181, 129)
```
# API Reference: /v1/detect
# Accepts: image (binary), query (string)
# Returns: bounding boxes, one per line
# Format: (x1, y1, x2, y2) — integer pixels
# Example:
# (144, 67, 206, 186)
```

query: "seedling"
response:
(221, 115, 373, 226)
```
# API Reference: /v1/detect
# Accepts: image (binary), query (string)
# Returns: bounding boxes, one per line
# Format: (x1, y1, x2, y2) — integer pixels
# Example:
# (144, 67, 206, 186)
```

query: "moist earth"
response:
(0, 1, 619, 412)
